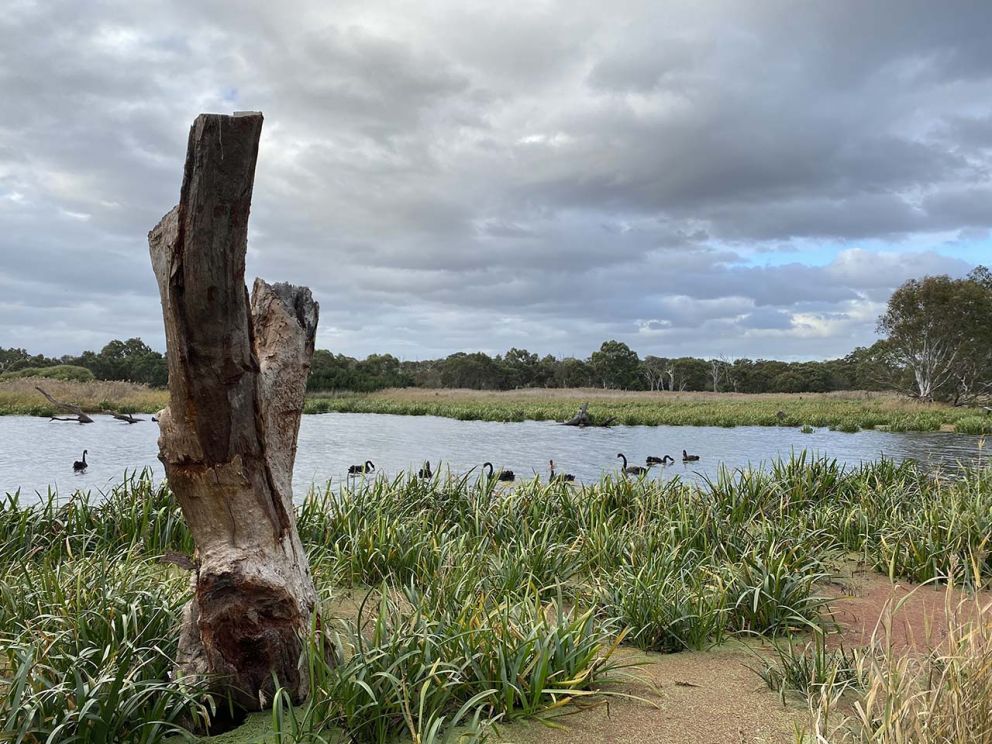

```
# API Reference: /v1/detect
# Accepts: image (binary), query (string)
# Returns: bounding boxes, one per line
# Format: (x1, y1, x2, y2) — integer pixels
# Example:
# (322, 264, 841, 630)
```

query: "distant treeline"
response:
(2, 265, 989, 403)
(0, 340, 895, 395)
(0, 338, 168, 387)
(306, 345, 888, 394)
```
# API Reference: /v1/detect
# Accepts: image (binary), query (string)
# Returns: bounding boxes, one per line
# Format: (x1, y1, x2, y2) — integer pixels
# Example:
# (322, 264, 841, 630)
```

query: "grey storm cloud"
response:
(1, 0, 990, 361)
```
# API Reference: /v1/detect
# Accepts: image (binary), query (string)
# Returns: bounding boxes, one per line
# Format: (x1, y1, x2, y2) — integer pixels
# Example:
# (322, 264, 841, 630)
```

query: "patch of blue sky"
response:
(937, 236, 992, 266)
(731, 230, 989, 270)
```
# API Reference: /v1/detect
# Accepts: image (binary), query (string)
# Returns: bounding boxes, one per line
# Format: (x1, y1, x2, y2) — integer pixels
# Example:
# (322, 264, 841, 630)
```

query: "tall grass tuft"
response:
(0, 554, 208, 742)
(269, 587, 622, 744)
(0, 471, 191, 562)
(806, 593, 992, 743)
(752, 630, 865, 703)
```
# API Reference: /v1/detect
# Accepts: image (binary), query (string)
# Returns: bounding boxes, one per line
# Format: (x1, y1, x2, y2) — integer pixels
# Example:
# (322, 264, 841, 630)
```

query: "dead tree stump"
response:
(148, 112, 322, 710)
(562, 402, 615, 427)
(563, 402, 591, 426)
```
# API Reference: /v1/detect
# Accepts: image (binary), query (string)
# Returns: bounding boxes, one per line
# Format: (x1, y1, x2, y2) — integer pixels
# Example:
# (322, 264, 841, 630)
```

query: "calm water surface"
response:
(1, 413, 986, 500)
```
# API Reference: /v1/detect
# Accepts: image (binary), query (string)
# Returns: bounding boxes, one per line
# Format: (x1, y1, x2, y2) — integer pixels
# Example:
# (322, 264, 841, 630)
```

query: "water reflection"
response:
(0, 413, 985, 500)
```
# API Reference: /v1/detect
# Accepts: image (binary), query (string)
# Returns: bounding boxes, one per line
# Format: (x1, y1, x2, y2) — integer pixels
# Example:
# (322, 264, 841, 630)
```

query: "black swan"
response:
(549, 459, 575, 482)
(348, 460, 375, 475)
(483, 462, 515, 482)
(682, 449, 700, 462)
(646, 455, 675, 465)
(72, 450, 88, 472)
(617, 453, 647, 476)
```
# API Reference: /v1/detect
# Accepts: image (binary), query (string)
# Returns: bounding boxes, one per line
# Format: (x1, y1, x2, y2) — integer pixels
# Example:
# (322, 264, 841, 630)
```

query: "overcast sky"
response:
(1, 0, 990, 361)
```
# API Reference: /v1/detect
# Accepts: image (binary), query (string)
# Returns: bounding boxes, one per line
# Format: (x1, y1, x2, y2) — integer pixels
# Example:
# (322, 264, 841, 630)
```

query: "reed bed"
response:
(307, 388, 992, 433)
(4, 381, 990, 433)
(0, 455, 989, 742)
(0, 379, 168, 416)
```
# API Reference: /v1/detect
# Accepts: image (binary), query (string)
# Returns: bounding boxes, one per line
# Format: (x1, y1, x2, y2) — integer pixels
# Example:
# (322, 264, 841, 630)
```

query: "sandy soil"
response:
(823, 565, 989, 651)
(495, 645, 803, 744)
(499, 570, 991, 744)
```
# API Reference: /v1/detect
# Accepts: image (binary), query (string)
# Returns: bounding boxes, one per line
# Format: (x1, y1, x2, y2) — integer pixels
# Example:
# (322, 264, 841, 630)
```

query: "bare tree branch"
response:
(35, 386, 93, 424)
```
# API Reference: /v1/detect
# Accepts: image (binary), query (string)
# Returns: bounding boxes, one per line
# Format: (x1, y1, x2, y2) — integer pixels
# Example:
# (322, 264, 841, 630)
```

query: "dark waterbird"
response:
(418, 461, 433, 479)
(617, 453, 647, 476)
(483, 462, 515, 481)
(682, 449, 700, 462)
(72, 450, 88, 472)
(549, 459, 575, 482)
(646, 455, 675, 466)
(348, 460, 375, 475)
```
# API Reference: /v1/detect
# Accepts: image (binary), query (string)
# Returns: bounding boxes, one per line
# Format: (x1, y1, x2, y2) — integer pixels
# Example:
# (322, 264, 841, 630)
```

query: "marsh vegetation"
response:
(1, 455, 990, 742)
(309, 387, 992, 433)
(4, 380, 992, 435)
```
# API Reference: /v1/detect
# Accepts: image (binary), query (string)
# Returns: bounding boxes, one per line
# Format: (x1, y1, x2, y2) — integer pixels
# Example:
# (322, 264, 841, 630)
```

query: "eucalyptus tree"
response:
(878, 268, 992, 402)
(590, 340, 643, 390)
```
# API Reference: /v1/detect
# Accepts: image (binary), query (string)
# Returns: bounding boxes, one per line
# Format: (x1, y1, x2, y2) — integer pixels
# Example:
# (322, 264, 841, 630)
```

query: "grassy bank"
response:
(3, 380, 991, 433)
(308, 387, 992, 433)
(1, 457, 990, 742)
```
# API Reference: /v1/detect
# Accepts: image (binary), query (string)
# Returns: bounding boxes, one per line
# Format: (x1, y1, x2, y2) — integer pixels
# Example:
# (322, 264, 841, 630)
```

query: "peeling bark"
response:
(148, 112, 324, 710)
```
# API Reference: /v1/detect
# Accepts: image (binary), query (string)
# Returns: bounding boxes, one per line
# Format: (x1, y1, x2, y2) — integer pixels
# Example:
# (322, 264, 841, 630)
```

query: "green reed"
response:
(303, 390, 989, 433)
(0, 454, 989, 742)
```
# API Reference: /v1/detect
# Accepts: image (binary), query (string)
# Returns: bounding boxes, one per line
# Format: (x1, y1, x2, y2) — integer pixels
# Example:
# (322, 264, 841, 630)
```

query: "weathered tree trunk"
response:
(148, 112, 322, 710)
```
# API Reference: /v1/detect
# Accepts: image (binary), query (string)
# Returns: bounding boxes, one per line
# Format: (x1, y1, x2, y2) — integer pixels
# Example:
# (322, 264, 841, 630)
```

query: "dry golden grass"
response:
(0, 378, 168, 415)
(809, 592, 992, 743)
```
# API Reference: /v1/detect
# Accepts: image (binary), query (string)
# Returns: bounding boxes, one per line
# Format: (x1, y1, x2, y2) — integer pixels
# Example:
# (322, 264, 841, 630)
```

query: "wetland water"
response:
(1, 412, 985, 499)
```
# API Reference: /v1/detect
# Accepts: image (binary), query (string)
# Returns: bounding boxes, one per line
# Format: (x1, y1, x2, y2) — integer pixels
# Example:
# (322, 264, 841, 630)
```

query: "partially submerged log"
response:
(563, 402, 590, 426)
(149, 112, 324, 711)
(562, 402, 615, 427)
(103, 410, 144, 423)
(36, 386, 93, 424)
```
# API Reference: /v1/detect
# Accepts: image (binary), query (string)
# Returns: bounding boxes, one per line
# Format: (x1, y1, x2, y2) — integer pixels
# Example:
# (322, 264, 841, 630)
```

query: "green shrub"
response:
(0, 364, 95, 382)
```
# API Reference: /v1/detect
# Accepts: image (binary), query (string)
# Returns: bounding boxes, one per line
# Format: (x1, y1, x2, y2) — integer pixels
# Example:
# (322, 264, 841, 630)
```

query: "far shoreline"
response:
(2, 379, 989, 434)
